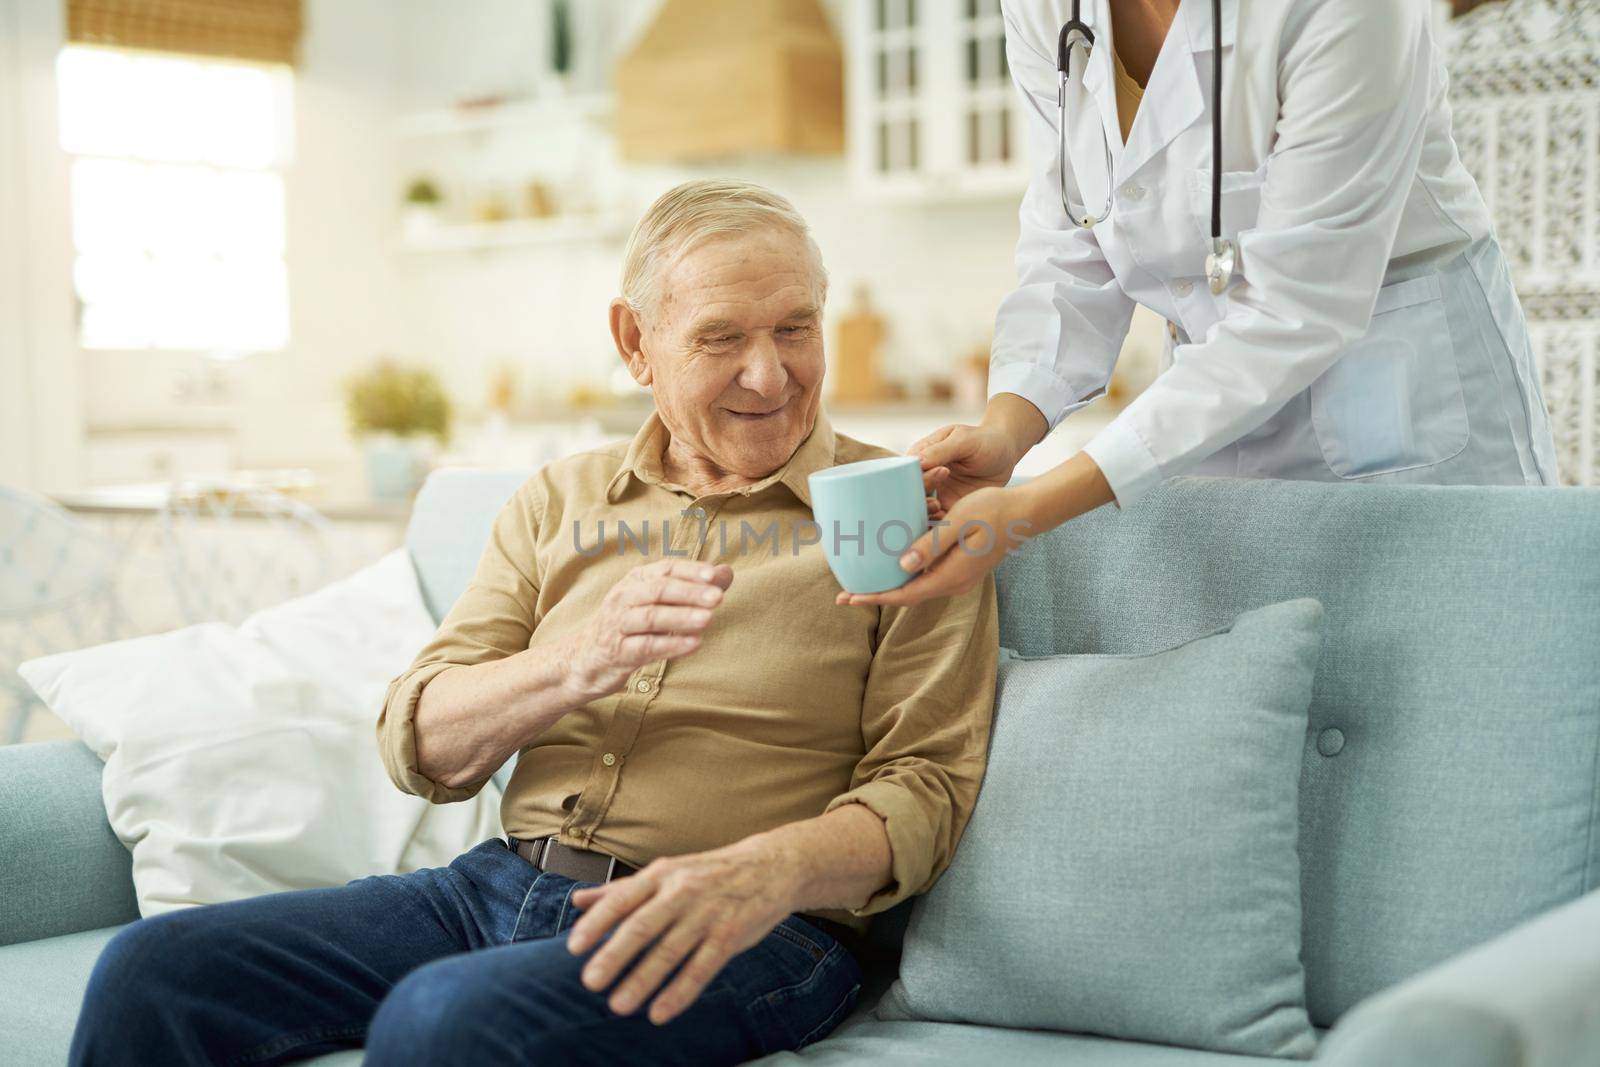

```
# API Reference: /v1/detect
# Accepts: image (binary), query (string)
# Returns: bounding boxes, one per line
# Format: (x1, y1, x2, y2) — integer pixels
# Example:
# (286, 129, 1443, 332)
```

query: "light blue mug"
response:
(807, 455, 928, 594)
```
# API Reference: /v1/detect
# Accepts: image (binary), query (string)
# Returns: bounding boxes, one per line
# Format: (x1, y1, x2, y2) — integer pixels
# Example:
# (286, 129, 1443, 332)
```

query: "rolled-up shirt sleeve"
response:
(824, 574, 999, 915)
(377, 479, 544, 803)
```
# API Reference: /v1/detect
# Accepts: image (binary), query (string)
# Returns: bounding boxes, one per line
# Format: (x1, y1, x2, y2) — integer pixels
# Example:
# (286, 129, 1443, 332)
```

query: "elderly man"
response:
(70, 180, 997, 1066)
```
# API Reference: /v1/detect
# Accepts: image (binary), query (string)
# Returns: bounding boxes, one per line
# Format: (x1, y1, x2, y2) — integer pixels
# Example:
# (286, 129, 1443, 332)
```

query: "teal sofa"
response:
(4, 471, 1599, 1065)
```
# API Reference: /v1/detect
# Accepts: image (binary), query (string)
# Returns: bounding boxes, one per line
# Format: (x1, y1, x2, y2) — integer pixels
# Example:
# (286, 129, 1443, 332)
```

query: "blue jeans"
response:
(69, 839, 862, 1066)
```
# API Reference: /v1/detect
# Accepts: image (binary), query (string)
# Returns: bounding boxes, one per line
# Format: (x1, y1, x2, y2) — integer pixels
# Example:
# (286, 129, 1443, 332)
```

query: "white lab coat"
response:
(992, 0, 1560, 507)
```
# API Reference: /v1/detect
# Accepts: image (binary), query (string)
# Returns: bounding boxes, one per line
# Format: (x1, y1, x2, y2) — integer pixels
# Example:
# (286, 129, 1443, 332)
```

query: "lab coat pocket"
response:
(1188, 166, 1266, 249)
(1309, 276, 1470, 479)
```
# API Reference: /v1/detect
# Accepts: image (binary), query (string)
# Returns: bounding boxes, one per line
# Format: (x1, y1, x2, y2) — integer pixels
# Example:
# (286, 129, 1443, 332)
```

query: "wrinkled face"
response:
(611, 227, 826, 482)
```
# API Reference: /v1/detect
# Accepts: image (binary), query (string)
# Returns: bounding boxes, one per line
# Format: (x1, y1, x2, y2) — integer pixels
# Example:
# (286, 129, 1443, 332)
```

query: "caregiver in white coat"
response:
(838, 0, 1559, 610)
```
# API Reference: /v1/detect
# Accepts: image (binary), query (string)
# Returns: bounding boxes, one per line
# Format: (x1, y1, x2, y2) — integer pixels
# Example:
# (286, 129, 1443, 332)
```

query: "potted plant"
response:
(345, 360, 452, 501)
(402, 178, 443, 240)
(544, 0, 572, 96)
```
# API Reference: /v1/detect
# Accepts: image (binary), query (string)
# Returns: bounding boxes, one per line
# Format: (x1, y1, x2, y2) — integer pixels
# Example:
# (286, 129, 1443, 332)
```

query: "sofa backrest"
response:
(406, 467, 537, 623)
(406, 468, 1600, 1029)
(993, 476, 1600, 1027)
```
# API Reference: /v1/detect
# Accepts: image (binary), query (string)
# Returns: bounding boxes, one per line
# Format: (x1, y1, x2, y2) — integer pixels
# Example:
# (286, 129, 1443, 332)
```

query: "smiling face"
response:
(610, 227, 826, 490)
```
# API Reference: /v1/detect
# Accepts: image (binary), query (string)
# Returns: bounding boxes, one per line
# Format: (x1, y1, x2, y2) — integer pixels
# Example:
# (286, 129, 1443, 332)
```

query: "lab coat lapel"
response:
(1117, 0, 1236, 181)
(1080, 0, 1123, 173)
(1183, 0, 1239, 55)
(1057, 0, 1120, 220)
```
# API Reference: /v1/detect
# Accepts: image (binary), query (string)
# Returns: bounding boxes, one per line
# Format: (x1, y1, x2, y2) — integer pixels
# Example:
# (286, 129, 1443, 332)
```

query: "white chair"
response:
(157, 481, 334, 626)
(0, 488, 126, 744)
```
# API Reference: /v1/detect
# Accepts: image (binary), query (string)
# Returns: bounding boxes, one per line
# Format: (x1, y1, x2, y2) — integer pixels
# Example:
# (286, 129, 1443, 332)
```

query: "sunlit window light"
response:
(57, 45, 294, 355)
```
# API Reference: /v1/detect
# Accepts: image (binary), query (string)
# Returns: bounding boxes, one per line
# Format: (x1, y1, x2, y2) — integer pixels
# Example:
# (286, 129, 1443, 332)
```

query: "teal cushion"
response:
(991, 477, 1600, 1025)
(880, 599, 1324, 1058)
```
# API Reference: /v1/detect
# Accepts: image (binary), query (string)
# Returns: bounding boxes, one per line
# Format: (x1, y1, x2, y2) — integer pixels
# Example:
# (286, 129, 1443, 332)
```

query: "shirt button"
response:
(1121, 183, 1145, 200)
(602, 752, 617, 767)
(687, 506, 707, 519)
(1174, 279, 1194, 297)
(635, 679, 651, 693)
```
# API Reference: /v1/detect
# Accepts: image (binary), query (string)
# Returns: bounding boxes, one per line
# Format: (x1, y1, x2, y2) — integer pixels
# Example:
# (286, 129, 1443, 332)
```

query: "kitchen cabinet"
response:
(846, 0, 1028, 200)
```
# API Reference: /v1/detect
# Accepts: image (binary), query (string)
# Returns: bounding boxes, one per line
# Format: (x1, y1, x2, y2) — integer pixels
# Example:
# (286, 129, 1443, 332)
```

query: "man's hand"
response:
(565, 838, 799, 1025)
(564, 805, 891, 1026)
(562, 560, 734, 702)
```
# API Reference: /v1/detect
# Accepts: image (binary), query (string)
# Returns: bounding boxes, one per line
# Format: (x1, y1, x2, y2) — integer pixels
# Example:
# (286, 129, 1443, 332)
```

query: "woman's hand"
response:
(835, 451, 1116, 609)
(914, 393, 1049, 514)
(835, 485, 1036, 608)
(914, 424, 1021, 516)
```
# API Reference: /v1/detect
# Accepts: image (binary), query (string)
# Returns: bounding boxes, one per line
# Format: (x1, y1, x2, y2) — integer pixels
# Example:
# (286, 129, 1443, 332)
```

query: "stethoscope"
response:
(1056, 0, 1235, 295)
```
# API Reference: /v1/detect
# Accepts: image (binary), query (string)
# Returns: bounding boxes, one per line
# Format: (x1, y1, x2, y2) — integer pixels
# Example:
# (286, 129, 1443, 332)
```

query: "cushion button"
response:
(1317, 728, 1345, 757)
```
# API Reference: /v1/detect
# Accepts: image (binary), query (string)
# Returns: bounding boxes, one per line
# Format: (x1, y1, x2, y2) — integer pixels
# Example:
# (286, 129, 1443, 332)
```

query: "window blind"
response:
(66, 0, 303, 66)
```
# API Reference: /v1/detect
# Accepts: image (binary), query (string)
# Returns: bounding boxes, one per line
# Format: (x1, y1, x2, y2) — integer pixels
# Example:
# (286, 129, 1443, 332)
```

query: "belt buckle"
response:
(524, 835, 622, 882)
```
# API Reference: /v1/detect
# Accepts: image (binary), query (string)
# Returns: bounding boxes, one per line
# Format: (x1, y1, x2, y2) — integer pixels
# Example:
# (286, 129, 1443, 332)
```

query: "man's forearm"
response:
(758, 803, 894, 914)
(413, 643, 586, 791)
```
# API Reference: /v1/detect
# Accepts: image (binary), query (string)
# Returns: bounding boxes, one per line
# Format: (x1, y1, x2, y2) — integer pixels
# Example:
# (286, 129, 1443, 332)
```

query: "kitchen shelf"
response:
(394, 93, 612, 139)
(399, 214, 630, 252)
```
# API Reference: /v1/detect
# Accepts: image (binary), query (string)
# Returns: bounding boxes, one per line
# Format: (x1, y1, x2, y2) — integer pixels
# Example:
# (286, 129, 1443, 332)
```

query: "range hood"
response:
(615, 0, 844, 162)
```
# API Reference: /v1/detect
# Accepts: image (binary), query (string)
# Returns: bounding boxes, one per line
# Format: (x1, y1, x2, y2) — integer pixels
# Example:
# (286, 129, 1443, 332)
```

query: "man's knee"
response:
(367, 946, 596, 1065)
(367, 955, 501, 1064)
(84, 912, 197, 1015)
(73, 910, 214, 1060)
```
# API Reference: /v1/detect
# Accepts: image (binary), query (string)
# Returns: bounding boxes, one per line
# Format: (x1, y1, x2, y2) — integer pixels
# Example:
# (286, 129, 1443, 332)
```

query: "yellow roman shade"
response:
(66, 0, 303, 65)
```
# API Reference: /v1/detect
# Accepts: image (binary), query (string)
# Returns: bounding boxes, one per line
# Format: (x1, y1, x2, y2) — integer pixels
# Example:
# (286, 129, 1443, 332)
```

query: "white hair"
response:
(620, 179, 827, 317)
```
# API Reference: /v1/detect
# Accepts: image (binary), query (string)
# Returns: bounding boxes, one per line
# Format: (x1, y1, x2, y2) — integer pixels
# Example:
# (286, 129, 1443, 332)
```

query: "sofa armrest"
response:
(1317, 888, 1600, 1066)
(0, 741, 138, 946)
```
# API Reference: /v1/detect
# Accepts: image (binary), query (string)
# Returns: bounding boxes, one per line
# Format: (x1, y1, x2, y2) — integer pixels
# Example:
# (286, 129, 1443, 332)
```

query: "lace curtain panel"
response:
(1448, 0, 1600, 485)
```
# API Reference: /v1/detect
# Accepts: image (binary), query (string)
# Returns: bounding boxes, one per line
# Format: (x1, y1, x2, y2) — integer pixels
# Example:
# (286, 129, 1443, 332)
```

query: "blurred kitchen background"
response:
(3, 0, 1597, 743)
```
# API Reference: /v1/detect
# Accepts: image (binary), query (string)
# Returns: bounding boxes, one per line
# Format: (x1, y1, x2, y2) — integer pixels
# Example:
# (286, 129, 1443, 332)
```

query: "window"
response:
(57, 45, 293, 354)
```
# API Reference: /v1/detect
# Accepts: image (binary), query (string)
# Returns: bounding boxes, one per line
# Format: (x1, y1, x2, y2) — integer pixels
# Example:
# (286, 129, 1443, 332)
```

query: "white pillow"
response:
(20, 549, 502, 916)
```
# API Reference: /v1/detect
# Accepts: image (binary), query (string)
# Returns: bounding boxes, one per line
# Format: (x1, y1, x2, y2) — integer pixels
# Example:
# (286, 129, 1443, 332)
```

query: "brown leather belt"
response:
(506, 834, 863, 962)
(507, 835, 638, 883)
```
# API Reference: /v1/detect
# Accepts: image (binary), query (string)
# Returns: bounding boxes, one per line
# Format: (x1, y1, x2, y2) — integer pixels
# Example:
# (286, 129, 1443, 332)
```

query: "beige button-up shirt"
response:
(378, 411, 998, 925)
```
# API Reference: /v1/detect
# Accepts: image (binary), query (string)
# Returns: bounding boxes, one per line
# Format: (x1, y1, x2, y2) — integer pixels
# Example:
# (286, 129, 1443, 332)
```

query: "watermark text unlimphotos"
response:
(572, 509, 1033, 558)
